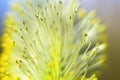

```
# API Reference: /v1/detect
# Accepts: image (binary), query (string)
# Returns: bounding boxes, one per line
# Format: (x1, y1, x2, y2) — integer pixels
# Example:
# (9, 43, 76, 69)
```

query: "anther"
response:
(23, 21, 25, 25)
(59, 1, 62, 4)
(57, 12, 59, 15)
(21, 36, 24, 39)
(35, 14, 39, 18)
(84, 33, 88, 37)
(26, 27, 28, 31)
(70, 16, 72, 20)
(40, 18, 43, 21)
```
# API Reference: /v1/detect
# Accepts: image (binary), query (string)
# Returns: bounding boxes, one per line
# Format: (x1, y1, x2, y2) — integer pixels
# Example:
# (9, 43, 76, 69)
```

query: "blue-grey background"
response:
(0, 0, 120, 80)
(0, 0, 10, 35)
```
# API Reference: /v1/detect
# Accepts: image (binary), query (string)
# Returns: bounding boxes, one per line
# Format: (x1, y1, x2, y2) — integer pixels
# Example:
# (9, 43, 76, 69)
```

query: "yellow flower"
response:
(0, 0, 107, 80)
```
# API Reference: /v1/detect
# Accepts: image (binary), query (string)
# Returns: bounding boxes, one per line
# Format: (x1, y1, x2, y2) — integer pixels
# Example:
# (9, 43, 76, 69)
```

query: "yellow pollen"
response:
(49, 61, 55, 68)
(73, 44, 78, 49)
(78, 9, 87, 19)
(15, 76, 20, 80)
(60, 77, 66, 80)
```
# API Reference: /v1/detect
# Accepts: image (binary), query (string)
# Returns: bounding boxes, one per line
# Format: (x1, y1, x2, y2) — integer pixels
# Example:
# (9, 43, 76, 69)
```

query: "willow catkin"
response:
(0, 0, 107, 80)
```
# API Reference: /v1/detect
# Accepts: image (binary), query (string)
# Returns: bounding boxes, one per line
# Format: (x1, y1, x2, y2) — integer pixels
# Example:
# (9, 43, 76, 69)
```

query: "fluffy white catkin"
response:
(0, 0, 107, 80)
